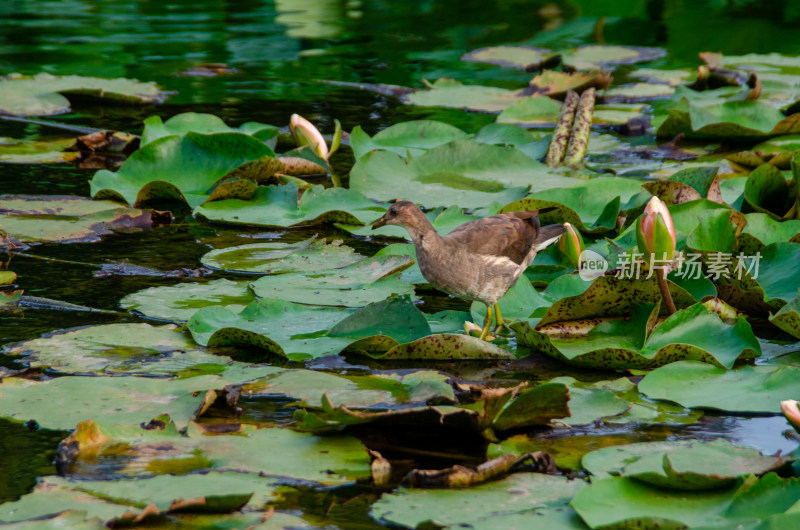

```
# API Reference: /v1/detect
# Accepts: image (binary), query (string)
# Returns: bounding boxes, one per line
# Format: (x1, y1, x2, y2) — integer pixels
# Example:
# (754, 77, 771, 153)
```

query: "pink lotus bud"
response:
(558, 222, 584, 268)
(289, 114, 329, 160)
(637, 196, 677, 261)
(780, 400, 800, 433)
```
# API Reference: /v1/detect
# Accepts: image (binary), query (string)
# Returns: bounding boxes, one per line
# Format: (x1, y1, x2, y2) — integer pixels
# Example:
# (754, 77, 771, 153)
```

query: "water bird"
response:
(372, 201, 565, 340)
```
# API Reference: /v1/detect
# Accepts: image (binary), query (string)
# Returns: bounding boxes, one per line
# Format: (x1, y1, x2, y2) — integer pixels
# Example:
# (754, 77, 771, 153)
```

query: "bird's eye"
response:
(389, 209, 396, 216)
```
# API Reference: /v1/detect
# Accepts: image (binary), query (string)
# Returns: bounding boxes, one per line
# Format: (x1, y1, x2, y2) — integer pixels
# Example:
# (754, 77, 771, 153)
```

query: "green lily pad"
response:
(547, 377, 630, 427)
(200, 235, 363, 274)
(120, 278, 254, 322)
(498, 177, 644, 234)
(496, 96, 648, 127)
(630, 68, 693, 87)
(572, 473, 800, 529)
(770, 291, 800, 339)
(0, 371, 273, 430)
(350, 120, 469, 160)
(194, 182, 386, 227)
(602, 83, 675, 103)
(722, 242, 800, 307)
(564, 45, 666, 69)
(0, 195, 151, 245)
(738, 213, 800, 253)
(0, 472, 280, 524)
(250, 254, 414, 307)
(515, 301, 760, 370)
(461, 45, 552, 69)
(582, 439, 784, 490)
(350, 139, 580, 210)
(0, 73, 167, 116)
(404, 78, 522, 113)
(59, 418, 371, 485)
(89, 132, 275, 208)
(639, 361, 800, 413)
(352, 333, 513, 360)
(0, 511, 106, 529)
(657, 87, 800, 140)
(241, 368, 454, 411)
(371, 472, 584, 529)
(491, 382, 570, 431)
(0, 136, 78, 164)
(743, 163, 798, 220)
(1, 323, 237, 376)
(141, 112, 278, 147)
(188, 298, 355, 362)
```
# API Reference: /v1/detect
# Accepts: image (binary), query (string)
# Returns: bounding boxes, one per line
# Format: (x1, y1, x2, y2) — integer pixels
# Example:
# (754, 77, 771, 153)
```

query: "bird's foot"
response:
(492, 304, 516, 335)
(464, 321, 495, 341)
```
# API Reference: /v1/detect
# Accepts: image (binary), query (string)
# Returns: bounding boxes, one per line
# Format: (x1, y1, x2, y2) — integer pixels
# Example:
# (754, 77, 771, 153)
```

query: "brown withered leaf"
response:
(401, 452, 556, 488)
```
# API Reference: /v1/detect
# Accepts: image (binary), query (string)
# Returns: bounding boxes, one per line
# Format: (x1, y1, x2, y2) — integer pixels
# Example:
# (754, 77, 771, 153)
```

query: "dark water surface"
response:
(2, 0, 800, 524)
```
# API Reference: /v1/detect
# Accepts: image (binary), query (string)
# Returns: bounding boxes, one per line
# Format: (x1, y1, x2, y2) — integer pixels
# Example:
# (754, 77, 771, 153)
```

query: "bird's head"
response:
(371, 200, 421, 230)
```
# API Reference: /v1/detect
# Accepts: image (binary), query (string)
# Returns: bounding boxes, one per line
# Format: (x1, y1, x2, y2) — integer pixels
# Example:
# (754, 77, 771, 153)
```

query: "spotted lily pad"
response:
(738, 213, 800, 253)
(515, 301, 760, 370)
(200, 235, 363, 274)
(639, 360, 800, 413)
(89, 132, 275, 208)
(770, 291, 800, 339)
(0, 195, 151, 246)
(350, 139, 580, 210)
(120, 278, 254, 322)
(194, 182, 386, 227)
(0, 73, 168, 116)
(140, 112, 278, 147)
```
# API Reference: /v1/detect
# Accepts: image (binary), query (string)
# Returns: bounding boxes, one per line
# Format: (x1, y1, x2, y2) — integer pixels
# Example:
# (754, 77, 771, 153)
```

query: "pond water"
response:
(2, 0, 800, 527)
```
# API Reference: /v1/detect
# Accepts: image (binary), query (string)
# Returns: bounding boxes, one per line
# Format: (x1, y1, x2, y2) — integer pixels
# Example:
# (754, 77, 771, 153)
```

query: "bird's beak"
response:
(371, 214, 388, 230)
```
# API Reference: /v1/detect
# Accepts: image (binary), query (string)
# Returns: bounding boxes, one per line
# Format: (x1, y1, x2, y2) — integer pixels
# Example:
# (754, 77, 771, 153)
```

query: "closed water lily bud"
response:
(637, 196, 676, 261)
(289, 114, 329, 160)
(780, 400, 800, 433)
(558, 222, 584, 268)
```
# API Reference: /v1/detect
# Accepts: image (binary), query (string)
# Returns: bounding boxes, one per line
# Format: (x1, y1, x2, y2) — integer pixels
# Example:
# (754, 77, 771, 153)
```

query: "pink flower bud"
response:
(289, 114, 329, 160)
(558, 222, 584, 268)
(637, 196, 677, 261)
(780, 400, 800, 433)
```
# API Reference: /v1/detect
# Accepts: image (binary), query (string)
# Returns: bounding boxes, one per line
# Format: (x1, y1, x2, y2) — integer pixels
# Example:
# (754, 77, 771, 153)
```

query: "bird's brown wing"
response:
(444, 211, 541, 265)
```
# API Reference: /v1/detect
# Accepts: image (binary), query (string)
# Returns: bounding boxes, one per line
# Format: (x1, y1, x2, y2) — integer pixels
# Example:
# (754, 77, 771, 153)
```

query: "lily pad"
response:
(356, 334, 513, 360)
(59, 418, 371, 485)
(350, 139, 580, 210)
(404, 78, 522, 113)
(515, 301, 760, 370)
(0, 73, 168, 116)
(770, 291, 800, 339)
(200, 235, 363, 274)
(0, 372, 272, 430)
(0, 473, 280, 524)
(188, 298, 355, 362)
(564, 45, 666, 70)
(350, 120, 469, 160)
(582, 439, 784, 489)
(738, 213, 800, 253)
(572, 473, 800, 529)
(461, 45, 552, 69)
(120, 278, 254, 322)
(141, 112, 278, 147)
(1, 323, 237, 376)
(250, 254, 414, 307)
(89, 132, 275, 208)
(527, 70, 612, 98)
(371, 472, 584, 529)
(498, 177, 644, 234)
(657, 87, 800, 140)
(194, 182, 386, 227)
(497, 97, 647, 127)
(0, 195, 151, 245)
(0, 136, 78, 164)
(743, 163, 798, 220)
(639, 360, 800, 413)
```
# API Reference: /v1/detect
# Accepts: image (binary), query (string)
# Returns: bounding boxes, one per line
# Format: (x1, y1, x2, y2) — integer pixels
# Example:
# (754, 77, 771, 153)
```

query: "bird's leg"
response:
(493, 304, 514, 334)
(479, 305, 494, 341)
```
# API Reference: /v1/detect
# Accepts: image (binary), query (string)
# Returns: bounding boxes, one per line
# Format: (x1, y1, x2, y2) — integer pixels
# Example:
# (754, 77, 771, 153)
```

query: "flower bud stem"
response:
(656, 268, 677, 315)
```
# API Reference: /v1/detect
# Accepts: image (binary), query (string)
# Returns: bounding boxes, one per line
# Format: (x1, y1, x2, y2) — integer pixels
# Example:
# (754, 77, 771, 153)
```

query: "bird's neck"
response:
(405, 215, 444, 254)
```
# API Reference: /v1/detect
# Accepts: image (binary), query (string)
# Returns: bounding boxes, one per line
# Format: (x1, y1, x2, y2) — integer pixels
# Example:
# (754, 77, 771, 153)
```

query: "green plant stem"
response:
(327, 162, 342, 188)
(656, 268, 677, 315)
